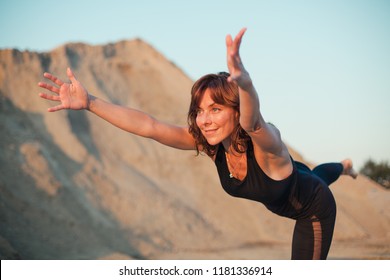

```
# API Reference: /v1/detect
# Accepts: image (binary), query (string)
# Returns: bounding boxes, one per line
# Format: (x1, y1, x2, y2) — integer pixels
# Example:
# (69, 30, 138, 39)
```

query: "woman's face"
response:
(195, 88, 238, 147)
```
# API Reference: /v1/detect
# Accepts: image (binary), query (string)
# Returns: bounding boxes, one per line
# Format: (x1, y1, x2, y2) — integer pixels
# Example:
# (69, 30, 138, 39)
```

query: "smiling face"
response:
(188, 72, 243, 156)
(195, 88, 239, 147)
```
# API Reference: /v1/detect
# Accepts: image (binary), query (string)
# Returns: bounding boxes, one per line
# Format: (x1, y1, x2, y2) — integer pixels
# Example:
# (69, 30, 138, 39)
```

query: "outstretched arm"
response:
(38, 68, 196, 150)
(226, 28, 292, 179)
(225, 28, 261, 133)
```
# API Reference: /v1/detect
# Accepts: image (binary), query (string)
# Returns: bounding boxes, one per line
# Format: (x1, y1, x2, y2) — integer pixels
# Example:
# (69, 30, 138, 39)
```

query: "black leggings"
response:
(291, 163, 343, 260)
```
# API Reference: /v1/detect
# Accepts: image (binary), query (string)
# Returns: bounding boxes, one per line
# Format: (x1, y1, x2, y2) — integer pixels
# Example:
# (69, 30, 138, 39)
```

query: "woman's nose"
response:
(199, 111, 212, 126)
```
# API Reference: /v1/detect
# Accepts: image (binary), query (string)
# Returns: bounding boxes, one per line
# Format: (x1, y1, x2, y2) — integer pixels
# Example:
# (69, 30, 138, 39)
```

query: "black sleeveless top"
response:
(214, 141, 325, 220)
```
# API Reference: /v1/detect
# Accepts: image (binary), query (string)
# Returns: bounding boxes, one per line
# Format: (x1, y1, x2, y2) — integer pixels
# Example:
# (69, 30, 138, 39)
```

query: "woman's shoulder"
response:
(251, 141, 294, 181)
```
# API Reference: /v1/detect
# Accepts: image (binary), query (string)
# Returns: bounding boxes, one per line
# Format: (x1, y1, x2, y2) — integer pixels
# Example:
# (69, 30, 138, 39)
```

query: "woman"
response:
(38, 28, 357, 259)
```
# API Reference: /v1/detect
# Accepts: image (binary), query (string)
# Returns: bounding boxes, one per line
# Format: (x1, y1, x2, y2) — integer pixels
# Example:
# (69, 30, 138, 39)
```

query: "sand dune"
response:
(0, 40, 389, 259)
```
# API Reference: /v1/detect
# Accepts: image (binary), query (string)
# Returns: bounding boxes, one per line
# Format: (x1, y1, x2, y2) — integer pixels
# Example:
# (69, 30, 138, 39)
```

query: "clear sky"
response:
(1, 0, 389, 170)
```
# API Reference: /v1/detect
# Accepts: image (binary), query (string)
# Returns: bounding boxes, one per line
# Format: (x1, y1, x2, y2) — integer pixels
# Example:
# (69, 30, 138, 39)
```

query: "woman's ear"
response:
(235, 110, 240, 122)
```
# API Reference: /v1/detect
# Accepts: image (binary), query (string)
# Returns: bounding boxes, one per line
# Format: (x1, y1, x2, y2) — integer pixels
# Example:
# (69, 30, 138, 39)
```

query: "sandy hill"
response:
(0, 39, 389, 260)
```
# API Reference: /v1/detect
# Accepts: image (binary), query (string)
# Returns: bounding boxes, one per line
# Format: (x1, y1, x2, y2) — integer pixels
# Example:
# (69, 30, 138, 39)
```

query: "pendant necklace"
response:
(225, 151, 244, 179)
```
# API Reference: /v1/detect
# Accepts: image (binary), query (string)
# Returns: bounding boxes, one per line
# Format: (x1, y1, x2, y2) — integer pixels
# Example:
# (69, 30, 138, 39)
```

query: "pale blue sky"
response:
(1, 0, 389, 169)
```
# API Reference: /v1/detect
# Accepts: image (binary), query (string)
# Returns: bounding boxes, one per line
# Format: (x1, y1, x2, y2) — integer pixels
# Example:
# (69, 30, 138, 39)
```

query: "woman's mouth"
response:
(203, 128, 218, 136)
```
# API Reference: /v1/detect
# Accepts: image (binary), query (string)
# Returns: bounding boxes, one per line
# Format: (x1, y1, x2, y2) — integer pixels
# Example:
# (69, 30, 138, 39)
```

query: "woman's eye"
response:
(212, 107, 220, 113)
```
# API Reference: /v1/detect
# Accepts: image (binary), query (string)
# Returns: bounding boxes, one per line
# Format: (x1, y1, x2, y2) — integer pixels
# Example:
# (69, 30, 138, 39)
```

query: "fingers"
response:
(38, 82, 60, 94)
(39, 71, 64, 94)
(226, 27, 247, 56)
(47, 104, 65, 112)
(39, 92, 61, 101)
(38, 92, 64, 112)
(67, 67, 77, 84)
(43, 72, 64, 86)
(39, 92, 63, 112)
(234, 27, 247, 43)
(232, 27, 247, 53)
(225, 34, 233, 48)
(38, 69, 70, 113)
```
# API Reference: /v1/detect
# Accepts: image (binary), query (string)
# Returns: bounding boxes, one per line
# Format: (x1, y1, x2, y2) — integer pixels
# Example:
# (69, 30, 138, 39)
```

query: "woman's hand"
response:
(38, 67, 90, 112)
(225, 27, 252, 90)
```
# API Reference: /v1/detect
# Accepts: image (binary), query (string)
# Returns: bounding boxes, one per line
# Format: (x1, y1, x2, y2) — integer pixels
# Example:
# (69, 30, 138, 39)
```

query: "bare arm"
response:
(226, 28, 262, 132)
(38, 68, 196, 150)
(226, 29, 292, 179)
(87, 96, 195, 150)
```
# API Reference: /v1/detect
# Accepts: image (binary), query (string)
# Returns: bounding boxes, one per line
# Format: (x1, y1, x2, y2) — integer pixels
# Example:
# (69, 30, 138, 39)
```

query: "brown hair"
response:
(187, 72, 250, 156)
